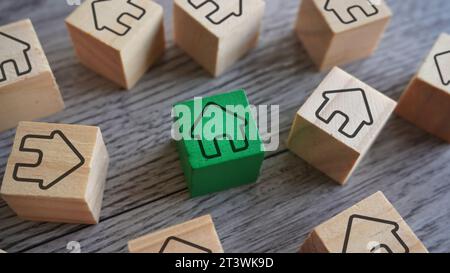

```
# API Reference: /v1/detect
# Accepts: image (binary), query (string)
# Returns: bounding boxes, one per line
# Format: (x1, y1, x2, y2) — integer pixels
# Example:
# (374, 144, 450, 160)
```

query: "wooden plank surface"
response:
(0, 0, 449, 253)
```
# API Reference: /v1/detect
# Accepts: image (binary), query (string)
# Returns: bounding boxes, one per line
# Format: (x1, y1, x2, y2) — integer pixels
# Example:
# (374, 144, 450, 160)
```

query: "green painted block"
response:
(174, 89, 265, 197)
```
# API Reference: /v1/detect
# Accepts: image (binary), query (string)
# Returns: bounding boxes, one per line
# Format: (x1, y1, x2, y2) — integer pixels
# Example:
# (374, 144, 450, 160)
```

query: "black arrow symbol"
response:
(159, 236, 212, 253)
(190, 102, 249, 159)
(12, 130, 85, 190)
(92, 0, 146, 36)
(315, 88, 373, 138)
(434, 50, 450, 86)
(0, 31, 32, 83)
(188, 0, 243, 25)
(324, 0, 379, 25)
(342, 214, 410, 253)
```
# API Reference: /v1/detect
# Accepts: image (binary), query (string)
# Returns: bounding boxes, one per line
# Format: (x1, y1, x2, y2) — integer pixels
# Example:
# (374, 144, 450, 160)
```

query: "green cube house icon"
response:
(174, 90, 265, 197)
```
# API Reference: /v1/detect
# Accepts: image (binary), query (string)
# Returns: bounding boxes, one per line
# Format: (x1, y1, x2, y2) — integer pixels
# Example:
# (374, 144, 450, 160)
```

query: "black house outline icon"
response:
(342, 214, 410, 253)
(159, 236, 212, 253)
(190, 102, 249, 159)
(434, 50, 450, 86)
(91, 0, 146, 36)
(324, 0, 379, 25)
(12, 130, 85, 191)
(0, 31, 32, 83)
(187, 0, 243, 25)
(315, 88, 374, 139)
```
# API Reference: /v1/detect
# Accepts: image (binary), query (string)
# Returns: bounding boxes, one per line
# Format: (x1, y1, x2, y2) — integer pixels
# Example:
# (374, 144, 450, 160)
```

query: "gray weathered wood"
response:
(0, 0, 449, 253)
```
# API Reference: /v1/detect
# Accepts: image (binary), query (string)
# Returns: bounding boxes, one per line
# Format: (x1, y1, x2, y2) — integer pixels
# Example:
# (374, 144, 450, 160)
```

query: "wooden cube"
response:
(128, 215, 223, 253)
(0, 19, 64, 132)
(287, 67, 396, 184)
(396, 33, 450, 142)
(296, 0, 392, 71)
(65, 0, 165, 89)
(173, 89, 265, 197)
(0, 121, 109, 224)
(300, 191, 428, 253)
(173, 0, 265, 76)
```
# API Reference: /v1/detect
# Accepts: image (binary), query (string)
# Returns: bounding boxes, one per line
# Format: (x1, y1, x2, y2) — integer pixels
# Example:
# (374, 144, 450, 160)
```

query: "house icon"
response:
(324, 0, 379, 25)
(434, 50, 450, 86)
(342, 214, 409, 253)
(159, 236, 212, 253)
(315, 88, 373, 138)
(191, 102, 249, 159)
(91, 0, 146, 36)
(0, 31, 32, 83)
(13, 130, 85, 191)
(188, 0, 243, 25)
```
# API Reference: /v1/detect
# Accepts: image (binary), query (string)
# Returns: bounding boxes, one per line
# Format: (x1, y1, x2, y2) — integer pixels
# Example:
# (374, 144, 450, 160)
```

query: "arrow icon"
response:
(324, 0, 379, 25)
(0, 32, 32, 83)
(342, 214, 409, 253)
(434, 50, 450, 86)
(159, 236, 212, 253)
(188, 0, 243, 25)
(12, 130, 85, 190)
(315, 88, 373, 138)
(190, 102, 249, 159)
(92, 0, 146, 36)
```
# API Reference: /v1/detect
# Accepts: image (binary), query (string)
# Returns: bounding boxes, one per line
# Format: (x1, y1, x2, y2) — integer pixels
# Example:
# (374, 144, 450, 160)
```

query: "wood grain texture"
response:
(396, 33, 450, 143)
(0, 19, 64, 132)
(66, 0, 165, 89)
(0, 0, 449, 253)
(173, 0, 265, 76)
(296, 0, 392, 71)
(128, 214, 223, 253)
(299, 191, 428, 253)
(287, 67, 397, 184)
(1, 121, 109, 224)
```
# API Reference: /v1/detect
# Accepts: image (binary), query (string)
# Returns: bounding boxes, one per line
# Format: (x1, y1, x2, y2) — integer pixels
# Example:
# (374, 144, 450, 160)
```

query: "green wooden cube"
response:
(174, 89, 265, 197)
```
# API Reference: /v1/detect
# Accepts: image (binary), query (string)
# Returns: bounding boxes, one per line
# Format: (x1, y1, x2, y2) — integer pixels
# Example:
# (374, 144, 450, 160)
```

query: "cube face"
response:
(300, 192, 428, 253)
(315, 0, 391, 33)
(287, 67, 396, 183)
(417, 33, 450, 92)
(65, 0, 165, 89)
(1, 122, 109, 224)
(300, 67, 396, 150)
(174, 89, 264, 197)
(288, 115, 360, 183)
(0, 20, 41, 84)
(397, 34, 450, 142)
(0, 19, 64, 132)
(128, 215, 223, 253)
(296, 0, 391, 70)
(174, 0, 265, 76)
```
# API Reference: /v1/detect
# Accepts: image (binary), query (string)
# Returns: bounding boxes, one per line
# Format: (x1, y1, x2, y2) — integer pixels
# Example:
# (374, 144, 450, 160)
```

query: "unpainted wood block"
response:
(296, 0, 391, 71)
(128, 215, 223, 253)
(287, 67, 396, 184)
(173, 0, 265, 76)
(65, 0, 165, 89)
(396, 33, 450, 143)
(0, 19, 64, 132)
(0, 121, 109, 224)
(300, 191, 428, 253)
